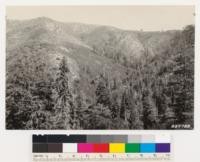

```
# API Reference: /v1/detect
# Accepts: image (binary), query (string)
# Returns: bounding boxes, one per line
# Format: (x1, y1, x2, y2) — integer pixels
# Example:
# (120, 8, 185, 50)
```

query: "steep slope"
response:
(137, 31, 178, 56)
(82, 26, 145, 59)
(6, 18, 128, 99)
(6, 17, 179, 99)
(81, 25, 176, 63)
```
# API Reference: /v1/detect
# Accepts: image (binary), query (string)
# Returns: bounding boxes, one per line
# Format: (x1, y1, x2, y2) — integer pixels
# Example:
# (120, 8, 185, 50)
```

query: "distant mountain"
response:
(6, 17, 94, 51)
(7, 17, 177, 57)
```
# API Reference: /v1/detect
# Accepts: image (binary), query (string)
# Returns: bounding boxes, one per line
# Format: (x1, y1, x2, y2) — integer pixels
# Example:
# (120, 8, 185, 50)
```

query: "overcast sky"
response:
(6, 6, 195, 31)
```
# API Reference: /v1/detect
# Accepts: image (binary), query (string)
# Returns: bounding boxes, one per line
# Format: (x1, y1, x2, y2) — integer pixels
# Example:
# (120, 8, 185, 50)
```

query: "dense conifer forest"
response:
(6, 18, 194, 129)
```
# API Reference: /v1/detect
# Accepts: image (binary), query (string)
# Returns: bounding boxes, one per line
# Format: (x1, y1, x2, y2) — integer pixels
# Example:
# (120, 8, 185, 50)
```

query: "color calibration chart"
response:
(32, 134, 172, 162)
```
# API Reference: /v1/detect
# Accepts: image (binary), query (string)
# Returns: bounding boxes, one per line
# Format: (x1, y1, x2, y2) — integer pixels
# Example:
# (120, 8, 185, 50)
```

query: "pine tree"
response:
(169, 51, 193, 123)
(52, 56, 72, 129)
(95, 74, 111, 107)
(142, 88, 158, 129)
(70, 80, 84, 129)
(129, 90, 143, 129)
(6, 86, 33, 129)
(81, 103, 112, 129)
(110, 90, 120, 119)
(120, 89, 129, 120)
(168, 26, 194, 124)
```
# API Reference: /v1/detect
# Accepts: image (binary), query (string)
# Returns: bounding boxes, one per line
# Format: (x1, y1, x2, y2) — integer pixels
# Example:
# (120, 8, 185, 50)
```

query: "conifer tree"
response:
(53, 56, 72, 129)
(120, 89, 129, 120)
(129, 90, 143, 129)
(142, 88, 158, 129)
(95, 74, 111, 107)
(110, 90, 120, 119)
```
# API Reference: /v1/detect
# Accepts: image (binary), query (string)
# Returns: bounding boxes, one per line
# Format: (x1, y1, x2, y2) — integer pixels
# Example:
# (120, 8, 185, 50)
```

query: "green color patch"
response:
(125, 143, 140, 153)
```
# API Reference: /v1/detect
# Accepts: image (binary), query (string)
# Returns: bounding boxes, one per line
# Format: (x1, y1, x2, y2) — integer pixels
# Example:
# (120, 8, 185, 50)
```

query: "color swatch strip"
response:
(33, 135, 170, 153)
(33, 134, 170, 143)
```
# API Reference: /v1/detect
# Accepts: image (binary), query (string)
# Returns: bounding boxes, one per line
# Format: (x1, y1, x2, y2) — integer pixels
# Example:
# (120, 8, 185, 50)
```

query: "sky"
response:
(6, 6, 195, 31)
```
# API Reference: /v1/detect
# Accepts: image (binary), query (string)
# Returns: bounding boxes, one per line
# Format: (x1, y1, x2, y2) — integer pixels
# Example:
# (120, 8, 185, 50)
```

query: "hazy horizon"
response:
(6, 6, 195, 31)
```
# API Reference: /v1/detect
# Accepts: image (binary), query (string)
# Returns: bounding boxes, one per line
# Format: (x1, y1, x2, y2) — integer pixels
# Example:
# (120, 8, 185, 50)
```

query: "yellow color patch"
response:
(109, 143, 125, 153)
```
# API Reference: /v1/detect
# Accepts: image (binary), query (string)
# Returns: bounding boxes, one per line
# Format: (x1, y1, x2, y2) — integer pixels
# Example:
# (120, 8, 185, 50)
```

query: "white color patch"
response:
(155, 134, 171, 143)
(63, 143, 77, 153)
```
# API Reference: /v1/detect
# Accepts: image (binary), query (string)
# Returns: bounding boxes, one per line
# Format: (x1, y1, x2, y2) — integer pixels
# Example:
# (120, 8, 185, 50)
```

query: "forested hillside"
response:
(6, 17, 194, 129)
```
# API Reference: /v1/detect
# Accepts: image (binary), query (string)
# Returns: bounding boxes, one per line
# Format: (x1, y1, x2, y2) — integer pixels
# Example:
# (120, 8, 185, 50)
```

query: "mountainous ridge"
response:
(6, 17, 180, 95)
(7, 17, 177, 58)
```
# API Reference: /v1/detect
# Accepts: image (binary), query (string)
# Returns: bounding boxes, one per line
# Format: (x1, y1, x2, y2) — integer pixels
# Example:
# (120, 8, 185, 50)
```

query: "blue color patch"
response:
(140, 143, 156, 153)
